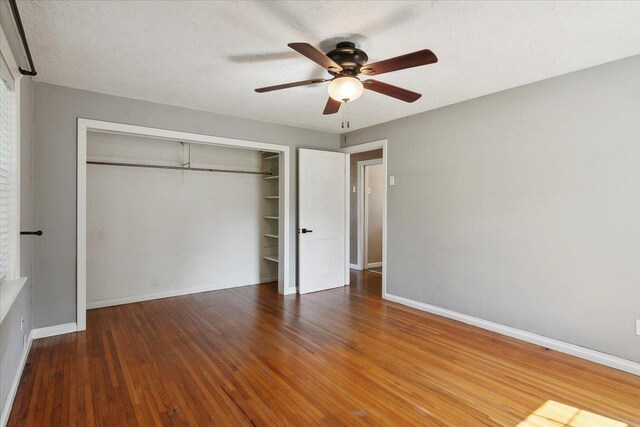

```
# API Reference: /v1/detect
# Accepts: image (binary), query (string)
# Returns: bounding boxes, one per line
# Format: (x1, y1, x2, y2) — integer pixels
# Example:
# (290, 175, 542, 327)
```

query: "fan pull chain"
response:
(341, 104, 351, 129)
(347, 104, 350, 129)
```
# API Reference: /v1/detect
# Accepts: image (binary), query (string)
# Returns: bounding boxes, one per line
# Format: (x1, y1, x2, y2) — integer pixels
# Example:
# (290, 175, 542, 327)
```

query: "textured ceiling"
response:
(18, 1, 640, 133)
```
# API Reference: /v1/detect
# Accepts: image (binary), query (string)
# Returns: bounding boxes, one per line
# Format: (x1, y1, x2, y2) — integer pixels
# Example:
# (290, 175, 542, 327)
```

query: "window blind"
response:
(0, 77, 17, 281)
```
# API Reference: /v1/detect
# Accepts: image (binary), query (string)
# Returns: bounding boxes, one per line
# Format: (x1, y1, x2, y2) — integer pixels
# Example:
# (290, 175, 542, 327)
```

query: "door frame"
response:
(342, 140, 388, 296)
(76, 118, 292, 331)
(358, 159, 383, 270)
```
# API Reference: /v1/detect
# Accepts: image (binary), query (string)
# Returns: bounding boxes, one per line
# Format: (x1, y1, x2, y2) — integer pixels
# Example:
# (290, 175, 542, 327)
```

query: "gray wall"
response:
(32, 82, 339, 328)
(1, 76, 34, 418)
(343, 55, 640, 363)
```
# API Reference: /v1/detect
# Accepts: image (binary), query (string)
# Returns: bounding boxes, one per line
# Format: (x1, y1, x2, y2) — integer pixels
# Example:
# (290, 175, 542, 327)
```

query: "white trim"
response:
(384, 292, 640, 376)
(278, 152, 292, 294)
(366, 262, 382, 269)
(342, 140, 386, 154)
(342, 140, 388, 296)
(0, 23, 20, 85)
(344, 153, 350, 285)
(77, 118, 292, 331)
(31, 322, 78, 339)
(0, 330, 32, 427)
(87, 280, 274, 310)
(349, 263, 360, 270)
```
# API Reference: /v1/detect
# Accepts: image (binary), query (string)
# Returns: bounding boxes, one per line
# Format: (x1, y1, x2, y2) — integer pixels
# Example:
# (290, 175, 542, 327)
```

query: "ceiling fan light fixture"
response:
(328, 76, 363, 103)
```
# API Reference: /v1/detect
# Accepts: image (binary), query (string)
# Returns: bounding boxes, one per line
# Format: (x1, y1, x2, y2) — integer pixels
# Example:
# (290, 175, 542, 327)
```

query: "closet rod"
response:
(87, 161, 270, 175)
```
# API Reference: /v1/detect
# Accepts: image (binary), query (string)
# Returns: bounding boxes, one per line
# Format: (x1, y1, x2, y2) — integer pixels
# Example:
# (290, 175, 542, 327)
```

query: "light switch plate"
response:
(389, 176, 395, 186)
(636, 319, 640, 336)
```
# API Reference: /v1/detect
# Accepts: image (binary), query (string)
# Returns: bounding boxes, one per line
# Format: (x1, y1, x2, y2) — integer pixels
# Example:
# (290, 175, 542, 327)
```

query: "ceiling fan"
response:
(255, 41, 438, 116)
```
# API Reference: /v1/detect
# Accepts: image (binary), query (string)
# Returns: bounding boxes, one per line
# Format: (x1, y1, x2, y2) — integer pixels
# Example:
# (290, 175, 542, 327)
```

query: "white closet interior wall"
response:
(86, 131, 270, 308)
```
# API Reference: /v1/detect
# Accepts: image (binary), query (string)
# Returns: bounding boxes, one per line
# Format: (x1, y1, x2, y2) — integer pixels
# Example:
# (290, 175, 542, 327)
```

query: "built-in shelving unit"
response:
(260, 151, 280, 280)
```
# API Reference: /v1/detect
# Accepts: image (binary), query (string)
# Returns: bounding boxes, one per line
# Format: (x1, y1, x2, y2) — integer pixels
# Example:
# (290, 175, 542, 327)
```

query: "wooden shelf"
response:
(264, 216, 279, 220)
(264, 175, 279, 180)
(264, 196, 279, 199)
(264, 234, 279, 239)
(263, 255, 279, 263)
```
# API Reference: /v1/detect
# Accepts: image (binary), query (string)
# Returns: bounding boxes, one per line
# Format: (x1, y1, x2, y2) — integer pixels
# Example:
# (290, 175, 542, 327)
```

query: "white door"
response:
(298, 149, 347, 294)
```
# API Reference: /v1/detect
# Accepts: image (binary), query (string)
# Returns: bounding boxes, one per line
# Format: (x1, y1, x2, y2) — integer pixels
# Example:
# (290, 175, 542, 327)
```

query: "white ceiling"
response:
(18, 1, 640, 133)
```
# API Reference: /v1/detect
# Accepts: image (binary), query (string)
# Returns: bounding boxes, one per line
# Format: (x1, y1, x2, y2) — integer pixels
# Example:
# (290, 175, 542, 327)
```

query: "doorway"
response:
(361, 160, 383, 275)
(76, 119, 292, 331)
(342, 140, 388, 296)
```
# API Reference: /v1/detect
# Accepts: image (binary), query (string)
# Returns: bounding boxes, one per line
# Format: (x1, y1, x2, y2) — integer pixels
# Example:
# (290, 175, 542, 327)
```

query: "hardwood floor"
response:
(9, 271, 640, 426)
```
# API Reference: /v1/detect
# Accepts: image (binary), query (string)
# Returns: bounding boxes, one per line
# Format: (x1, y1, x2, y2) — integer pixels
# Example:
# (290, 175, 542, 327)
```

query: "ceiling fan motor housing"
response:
(326, 42, 368, 76)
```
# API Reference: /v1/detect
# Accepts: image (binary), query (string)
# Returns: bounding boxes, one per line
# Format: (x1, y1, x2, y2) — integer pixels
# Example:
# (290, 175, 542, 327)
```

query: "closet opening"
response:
(76, 119, 291, 331)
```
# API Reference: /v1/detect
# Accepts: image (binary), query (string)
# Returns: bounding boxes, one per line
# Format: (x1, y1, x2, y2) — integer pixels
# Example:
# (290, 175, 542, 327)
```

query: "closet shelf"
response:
(264, 175, 279, 180)
(264, 196, 279, 199)
(263, 154, 279, 161)
(264, 216, 279, 220)
(264, 234, 279, 239)
(263, 255, 279, 263)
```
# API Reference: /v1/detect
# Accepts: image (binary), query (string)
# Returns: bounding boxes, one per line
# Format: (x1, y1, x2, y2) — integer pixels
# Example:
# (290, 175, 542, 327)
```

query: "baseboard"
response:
(349, 263, 362, 270)
(282, 286, 297, 295)
(366, 262, 382, 268)
(31, 322, 78, 339)
(384, 292, 640, 376)
(1, 331, 33, 427)
(87, 281, 271, 309)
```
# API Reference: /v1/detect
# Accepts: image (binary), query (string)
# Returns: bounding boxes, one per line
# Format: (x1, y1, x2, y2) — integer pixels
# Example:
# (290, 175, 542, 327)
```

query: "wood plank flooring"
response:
(9, 271, 640, 426)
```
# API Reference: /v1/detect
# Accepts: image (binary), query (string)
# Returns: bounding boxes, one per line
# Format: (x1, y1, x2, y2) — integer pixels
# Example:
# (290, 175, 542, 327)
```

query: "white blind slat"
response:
(0, 76, 17, 281)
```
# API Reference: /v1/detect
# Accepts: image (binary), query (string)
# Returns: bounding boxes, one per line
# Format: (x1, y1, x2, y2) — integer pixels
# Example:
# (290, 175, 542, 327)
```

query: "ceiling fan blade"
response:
(323, 97, 341, 115)
(288, 42, 343, 72)
(360, 49, 437, 76)
(363, 80, 422, 103)
(255, 78, 328, 93)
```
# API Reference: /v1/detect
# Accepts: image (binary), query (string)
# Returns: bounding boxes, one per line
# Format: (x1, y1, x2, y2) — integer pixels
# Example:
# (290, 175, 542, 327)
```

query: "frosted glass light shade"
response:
(327, 77, 364, 103)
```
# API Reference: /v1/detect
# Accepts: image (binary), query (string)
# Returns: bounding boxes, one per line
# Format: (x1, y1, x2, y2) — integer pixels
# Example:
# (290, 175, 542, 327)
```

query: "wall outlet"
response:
(20, 312, 24, 332)
(636, 319, 640, 336)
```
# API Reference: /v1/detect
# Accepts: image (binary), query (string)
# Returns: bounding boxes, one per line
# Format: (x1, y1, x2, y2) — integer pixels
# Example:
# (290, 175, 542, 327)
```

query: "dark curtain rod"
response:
(8, 0, 37, 76)
(87, 160, 270, 175)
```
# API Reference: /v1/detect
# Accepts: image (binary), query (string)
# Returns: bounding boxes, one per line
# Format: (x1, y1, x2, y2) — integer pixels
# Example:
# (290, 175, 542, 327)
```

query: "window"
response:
(0, 69, 18, 282)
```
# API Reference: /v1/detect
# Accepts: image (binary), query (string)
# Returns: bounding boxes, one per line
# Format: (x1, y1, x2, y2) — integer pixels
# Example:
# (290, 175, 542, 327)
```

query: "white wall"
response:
(343, 54, 640, 363)
(365, 164, 383, 266)
(86, 131, 266, 308)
